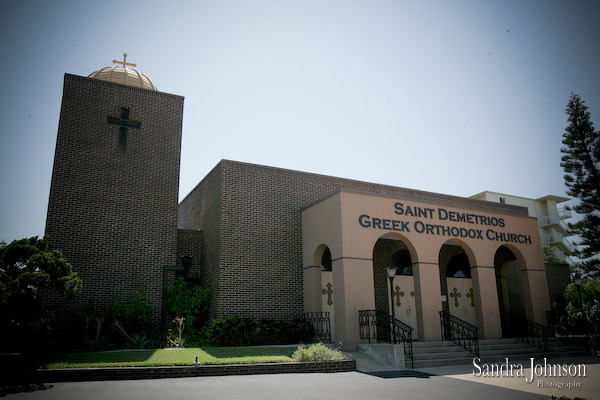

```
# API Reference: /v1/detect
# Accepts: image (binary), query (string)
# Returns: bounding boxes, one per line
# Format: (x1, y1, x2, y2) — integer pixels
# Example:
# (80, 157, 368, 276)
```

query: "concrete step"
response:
(362, 337, 591, 369)
(413, 356, 475, 368)
(412, 341, 475, 368)
(479, 348, 544, 358)
(414, 350, 475, 361)
(479, 343, 536, 351)
(411, 341, 459, 348)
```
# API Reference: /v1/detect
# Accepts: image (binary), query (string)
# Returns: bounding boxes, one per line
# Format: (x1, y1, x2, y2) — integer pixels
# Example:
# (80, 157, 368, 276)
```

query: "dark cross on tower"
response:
(321, 283, 333, 306)
(113, 53, 136, 68)
(393, 285, 404, 307)
(450, 287, 462, 307)
(107, 107, 141, 152)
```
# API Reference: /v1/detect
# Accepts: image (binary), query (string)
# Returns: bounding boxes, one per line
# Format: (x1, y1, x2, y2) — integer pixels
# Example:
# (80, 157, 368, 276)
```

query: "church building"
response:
(46, 57, 552, 350)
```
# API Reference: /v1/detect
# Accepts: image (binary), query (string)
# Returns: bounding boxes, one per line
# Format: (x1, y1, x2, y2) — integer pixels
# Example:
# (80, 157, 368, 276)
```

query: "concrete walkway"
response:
(348, 351, 600, 400)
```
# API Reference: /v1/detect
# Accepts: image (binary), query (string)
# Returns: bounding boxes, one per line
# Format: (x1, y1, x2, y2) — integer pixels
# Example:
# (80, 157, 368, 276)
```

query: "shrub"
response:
(166, 277, 211, 332)
(72, 302, 114, 351)
(207, 316, 258, 346)
(292, 343, 346, 362)
(564, 280, 600, 333)
(107, 283, 152, 336)
(259, 318, 315, 344)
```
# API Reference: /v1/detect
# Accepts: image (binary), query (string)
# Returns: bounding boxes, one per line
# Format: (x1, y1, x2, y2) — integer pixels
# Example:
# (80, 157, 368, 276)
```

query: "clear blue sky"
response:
(1, 0, 598, 243)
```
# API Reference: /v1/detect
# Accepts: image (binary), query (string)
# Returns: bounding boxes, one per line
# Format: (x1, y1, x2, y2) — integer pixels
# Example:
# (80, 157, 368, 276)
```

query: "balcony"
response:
(557, 207, 572, 219)
(541, 232, 575, 254)
(539, 214, 570, 234)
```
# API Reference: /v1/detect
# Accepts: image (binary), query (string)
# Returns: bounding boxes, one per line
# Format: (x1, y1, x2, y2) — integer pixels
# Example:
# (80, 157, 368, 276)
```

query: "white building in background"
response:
(470, 192, 575, 265)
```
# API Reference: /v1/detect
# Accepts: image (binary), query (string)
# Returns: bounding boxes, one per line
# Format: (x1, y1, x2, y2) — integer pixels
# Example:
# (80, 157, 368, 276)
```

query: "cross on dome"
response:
(113, 53, 136, 69)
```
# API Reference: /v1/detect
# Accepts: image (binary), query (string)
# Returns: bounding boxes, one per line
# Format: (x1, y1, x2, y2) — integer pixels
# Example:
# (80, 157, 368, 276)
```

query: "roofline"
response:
(186, 159, 529, 217)
(470, 190, 570, 204)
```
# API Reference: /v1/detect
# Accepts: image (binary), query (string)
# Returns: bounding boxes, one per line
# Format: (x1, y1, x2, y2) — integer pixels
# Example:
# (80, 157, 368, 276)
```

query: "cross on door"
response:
(322, 283, 333, 306)
(393, 285, 404, 307)
(466, 288, 475, 307)
(107, 107, 141, 152)
(450, 287, 462, 307)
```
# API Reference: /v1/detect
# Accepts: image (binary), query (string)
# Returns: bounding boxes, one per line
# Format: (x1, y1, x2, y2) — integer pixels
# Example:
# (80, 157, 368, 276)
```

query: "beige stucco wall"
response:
(303, 191, 551, 350)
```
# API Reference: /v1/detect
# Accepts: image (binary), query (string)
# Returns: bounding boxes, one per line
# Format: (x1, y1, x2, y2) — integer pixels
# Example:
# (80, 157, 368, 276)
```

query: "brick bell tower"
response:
(45, 54, 184, 329)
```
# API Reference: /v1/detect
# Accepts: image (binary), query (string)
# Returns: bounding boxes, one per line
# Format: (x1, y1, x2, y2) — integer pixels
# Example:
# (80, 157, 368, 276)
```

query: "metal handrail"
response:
(359, 310, 414, 368)
(505, 311, 549, 358)
(439, 311, 479, 357)
(304, 312, 332, 343)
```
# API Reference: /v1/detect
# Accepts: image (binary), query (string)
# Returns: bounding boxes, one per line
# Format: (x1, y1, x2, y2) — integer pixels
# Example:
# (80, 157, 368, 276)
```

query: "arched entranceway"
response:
(314, 245, 335, 341)
(439, 241, 477, 326)
(372, 235, 419, 340)
(495, 245, 526, 337)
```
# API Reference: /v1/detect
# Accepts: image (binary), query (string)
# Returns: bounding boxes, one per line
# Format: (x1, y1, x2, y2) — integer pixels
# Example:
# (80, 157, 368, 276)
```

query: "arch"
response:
(372, 233, 420, 339)
(310, 243, 336, 340)
(311, 243, 331, 267)
(438, 240, 477, 326)
(378, 232, 419, 264)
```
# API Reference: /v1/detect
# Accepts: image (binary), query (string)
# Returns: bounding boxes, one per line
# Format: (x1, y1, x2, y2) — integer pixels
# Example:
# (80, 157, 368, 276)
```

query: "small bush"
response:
(259, 318, 315, 344)
(207, 316, 258, 346)
(166, 278, 211, 332)
(107, 283, 152, 336)
(292, 343, 346, 362)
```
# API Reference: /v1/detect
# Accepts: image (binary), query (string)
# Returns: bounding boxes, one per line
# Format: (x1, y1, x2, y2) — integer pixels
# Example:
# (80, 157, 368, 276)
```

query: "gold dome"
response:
(88, 53, 157, 91)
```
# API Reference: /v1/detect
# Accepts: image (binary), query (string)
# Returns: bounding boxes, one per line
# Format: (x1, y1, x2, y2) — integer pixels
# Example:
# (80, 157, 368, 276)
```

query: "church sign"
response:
(358, 202, 532, 245)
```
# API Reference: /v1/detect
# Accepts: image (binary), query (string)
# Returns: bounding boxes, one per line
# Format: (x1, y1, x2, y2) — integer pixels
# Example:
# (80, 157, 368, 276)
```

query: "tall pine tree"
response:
(561, 93, 600, 278)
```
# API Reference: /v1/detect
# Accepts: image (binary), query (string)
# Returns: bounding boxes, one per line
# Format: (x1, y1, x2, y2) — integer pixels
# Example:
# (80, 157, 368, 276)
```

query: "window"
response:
(321, 247, 332, 272)
(389, 250, 413, 276)
(446, 253, 471, 278)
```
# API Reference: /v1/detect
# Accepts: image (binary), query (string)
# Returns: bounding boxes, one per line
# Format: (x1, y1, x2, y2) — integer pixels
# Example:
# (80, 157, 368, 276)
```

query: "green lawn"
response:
(42, 347, 297, 369)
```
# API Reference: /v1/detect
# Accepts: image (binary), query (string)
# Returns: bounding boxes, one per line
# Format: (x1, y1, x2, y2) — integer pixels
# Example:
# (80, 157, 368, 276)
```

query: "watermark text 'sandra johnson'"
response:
(473, 358, 586, 388)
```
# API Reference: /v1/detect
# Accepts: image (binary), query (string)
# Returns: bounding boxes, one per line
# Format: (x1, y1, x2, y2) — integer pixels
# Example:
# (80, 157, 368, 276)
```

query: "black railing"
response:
(439, 311, 479, 357)
(505, 311, 549, 358)
(304, 312, 332, 343)
(359, 310, 414, 368)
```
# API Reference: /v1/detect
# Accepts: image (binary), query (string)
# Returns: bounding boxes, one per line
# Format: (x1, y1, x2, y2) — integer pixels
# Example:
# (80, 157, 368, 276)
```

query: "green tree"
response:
(542, 244, 562, 263)
(561, 93, 600, 278)
(564, 279, 600, 333)
(0, 236, 82, 351)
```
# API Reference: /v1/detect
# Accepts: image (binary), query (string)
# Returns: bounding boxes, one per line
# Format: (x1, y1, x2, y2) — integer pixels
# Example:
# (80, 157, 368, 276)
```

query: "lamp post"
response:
(387, 264, 398, 344)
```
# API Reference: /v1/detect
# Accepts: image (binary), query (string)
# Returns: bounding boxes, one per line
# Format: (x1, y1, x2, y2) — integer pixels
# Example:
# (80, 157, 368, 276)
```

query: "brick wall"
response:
(179, 160, 529, 321)
(45, 74, 183, 330)
(176, 229, 202, 279)
(544, 262, 571, 304)
(178, 165, 222, 317)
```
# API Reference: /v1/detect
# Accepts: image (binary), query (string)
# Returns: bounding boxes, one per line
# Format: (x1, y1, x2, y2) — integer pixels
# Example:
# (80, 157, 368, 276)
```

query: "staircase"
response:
(411, 337, 590, 369)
